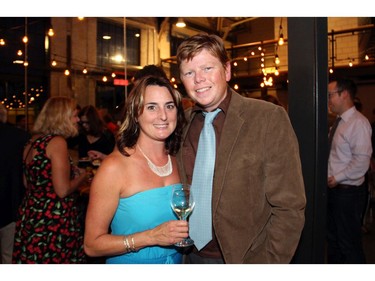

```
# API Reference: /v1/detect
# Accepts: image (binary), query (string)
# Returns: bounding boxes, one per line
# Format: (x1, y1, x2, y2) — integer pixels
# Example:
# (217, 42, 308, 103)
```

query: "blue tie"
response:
(190, 108, 221, 250)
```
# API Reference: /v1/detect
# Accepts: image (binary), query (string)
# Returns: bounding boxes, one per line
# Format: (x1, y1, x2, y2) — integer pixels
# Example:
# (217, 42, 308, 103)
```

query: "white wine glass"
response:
(170, 184, 195, 247)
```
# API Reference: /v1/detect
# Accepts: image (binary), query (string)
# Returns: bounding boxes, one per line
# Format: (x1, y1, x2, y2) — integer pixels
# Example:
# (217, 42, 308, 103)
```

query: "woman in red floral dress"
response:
(12, 97, 88, 263)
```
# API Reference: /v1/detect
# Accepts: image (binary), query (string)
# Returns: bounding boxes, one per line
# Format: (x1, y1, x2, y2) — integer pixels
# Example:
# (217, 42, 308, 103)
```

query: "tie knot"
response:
(203, 108, 221, 124)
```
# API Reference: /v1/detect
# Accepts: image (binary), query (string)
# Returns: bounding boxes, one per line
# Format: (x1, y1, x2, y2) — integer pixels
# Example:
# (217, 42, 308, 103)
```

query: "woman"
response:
(12, 97, 88, 264)
(84, 76, 188, 264)
(78, 105, 115, 160)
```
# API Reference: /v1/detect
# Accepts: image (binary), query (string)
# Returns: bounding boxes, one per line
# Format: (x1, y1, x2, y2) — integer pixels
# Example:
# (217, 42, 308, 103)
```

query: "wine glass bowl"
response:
(170, 184, 195, 247)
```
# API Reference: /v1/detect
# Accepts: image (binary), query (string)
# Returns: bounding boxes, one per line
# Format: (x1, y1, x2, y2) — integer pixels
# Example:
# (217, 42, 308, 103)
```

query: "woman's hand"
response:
(147, 220, 189, 246)
(88, 150, 107, 160)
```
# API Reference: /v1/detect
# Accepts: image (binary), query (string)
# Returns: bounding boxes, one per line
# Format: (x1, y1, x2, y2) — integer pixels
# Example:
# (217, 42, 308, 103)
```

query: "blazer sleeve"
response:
(261, 106, 306, 263)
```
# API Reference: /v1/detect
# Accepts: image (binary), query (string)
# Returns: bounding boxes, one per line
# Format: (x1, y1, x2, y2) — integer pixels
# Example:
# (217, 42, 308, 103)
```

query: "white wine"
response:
(172, 205, 194, 219)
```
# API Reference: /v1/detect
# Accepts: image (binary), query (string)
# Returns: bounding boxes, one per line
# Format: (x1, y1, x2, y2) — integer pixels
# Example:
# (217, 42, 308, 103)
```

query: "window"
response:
(97, 19, 140, 67)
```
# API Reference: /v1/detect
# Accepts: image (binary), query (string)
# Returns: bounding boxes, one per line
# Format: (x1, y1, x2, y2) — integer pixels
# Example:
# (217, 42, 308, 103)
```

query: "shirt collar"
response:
(340, 106, 356, 122)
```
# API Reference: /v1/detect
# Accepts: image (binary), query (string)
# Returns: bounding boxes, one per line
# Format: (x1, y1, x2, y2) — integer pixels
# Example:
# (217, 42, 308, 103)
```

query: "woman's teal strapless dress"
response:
(106, 183, 182, 264)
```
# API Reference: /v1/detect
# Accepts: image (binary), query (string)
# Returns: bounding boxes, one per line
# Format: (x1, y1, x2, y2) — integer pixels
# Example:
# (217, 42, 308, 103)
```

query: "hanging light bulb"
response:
(103, 76, 108, 82)
(51, 55, 57, 66)
(275, 54, 280, 65)
(82, 67, 88, 74)
(48, 27, 54, 37)
(64, 69, 70, 76)
(176, 18, 186, 28)
(22, 36, 28, 44)
(278, 18, 284, 46)
(0, 38, 5, 46)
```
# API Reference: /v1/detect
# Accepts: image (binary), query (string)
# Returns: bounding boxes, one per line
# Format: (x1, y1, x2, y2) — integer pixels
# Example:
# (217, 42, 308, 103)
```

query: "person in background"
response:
(176, 33, 306, 264)
(15, 114, 28, 131)
(73, 105, 116, 161)
(12, 97, 87, 264)
(327, 78, 372, 263)
(0, 104, 29, 263)
(133, 64, 168, 82)
(102, 112, 119, 135)
(84, 75, 187, 264)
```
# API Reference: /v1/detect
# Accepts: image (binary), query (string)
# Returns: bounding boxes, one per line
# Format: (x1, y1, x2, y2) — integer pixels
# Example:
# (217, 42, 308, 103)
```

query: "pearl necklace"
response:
(137, 145, 172, 177)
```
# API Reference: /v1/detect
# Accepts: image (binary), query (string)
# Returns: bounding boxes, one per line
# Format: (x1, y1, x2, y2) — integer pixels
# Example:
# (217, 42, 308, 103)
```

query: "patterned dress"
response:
(12, 134, 86, 264)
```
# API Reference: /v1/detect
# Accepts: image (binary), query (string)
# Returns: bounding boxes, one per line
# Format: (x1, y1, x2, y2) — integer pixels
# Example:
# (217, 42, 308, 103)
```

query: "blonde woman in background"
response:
(12, 97, 88, 264)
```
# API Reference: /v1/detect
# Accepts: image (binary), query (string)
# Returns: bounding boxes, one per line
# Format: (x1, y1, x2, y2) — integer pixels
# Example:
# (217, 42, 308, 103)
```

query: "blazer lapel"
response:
(212, 93, 245, 214)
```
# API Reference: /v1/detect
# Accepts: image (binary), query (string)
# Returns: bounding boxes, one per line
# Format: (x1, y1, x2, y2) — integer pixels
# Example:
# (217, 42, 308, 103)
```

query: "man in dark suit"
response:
(176, 34, 306, 263)
(0, 104, 29, 263)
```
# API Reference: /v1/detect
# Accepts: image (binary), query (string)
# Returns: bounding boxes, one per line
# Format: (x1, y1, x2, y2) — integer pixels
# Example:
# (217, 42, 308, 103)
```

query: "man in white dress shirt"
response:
(327, 78, 372, 263)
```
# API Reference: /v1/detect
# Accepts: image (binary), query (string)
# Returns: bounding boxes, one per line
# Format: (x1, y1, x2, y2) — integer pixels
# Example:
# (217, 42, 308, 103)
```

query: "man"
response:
(0, 104, 29, 263)
(327, 78, 372, 263)
(176, 33, 306, 264)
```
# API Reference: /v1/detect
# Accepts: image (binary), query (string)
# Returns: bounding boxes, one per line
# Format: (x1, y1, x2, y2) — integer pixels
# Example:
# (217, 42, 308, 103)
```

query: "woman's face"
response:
(71, 109, 80, 128)
(137, 85, 178, 143)
(79, 115, 90, 132)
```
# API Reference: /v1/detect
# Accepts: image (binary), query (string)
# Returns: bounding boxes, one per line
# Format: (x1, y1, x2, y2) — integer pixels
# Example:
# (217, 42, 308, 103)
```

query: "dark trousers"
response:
(327, 183, 367, 263)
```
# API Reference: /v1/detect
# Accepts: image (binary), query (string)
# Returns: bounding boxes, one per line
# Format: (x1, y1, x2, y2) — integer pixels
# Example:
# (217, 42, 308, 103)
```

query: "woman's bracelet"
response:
(123, 235, 137, 252)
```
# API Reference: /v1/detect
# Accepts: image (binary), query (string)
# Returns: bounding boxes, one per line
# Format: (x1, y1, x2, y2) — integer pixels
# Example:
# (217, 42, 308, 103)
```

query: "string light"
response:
(278, 18, 284, 46)
(348, 58, 353, 67)
(275, 54, 280, 65)
(48, 28, 54, 37)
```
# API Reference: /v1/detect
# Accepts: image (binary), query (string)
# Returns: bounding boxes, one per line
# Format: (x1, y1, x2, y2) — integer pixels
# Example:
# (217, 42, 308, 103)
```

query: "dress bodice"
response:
(106, 183, 182, 264)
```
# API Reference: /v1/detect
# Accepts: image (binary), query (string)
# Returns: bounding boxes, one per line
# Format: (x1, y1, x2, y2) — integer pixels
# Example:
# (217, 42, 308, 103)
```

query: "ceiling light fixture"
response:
(176, 18, 186, 28)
